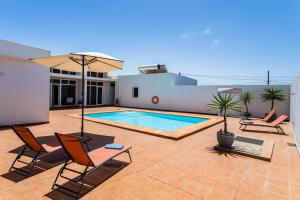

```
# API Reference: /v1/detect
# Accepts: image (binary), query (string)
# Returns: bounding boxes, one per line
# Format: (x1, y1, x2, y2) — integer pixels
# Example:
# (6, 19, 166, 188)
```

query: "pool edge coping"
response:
(67, 108, 224, 140)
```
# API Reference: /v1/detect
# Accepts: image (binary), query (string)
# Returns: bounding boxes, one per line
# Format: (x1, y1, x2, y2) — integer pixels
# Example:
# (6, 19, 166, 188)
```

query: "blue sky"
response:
(0, 0, 299, 84)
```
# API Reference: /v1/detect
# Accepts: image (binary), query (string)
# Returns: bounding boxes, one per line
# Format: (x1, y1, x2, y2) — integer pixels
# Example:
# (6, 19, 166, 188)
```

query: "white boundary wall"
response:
(116, 74, 290, 118)
(290, 74, 300, 152)
(0, 40, 50, 126)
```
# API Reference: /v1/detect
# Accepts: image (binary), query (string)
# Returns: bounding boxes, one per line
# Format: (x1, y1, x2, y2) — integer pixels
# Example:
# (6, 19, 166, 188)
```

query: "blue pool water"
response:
(85, 111, 208, 131)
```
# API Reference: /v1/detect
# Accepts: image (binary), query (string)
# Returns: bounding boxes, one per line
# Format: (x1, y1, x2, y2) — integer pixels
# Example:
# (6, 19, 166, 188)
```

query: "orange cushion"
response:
(42, 143, 61, 153)
(88, 146, 130, 166)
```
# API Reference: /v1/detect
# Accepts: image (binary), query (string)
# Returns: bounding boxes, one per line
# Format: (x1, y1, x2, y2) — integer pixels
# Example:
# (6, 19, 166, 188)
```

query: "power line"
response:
(181, 73, 295, 78)
(180, 73, 295, 85)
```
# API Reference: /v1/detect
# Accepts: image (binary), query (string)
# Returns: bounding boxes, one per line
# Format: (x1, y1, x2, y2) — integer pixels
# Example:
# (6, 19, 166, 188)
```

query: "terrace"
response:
(0, 107, 299, 200)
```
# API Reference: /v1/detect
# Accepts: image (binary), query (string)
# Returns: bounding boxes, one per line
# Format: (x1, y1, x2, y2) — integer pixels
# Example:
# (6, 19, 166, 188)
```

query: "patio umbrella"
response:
(30, 52, 123, 137)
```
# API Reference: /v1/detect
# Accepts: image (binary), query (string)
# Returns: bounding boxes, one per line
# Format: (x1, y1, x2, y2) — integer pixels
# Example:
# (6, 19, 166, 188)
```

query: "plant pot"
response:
(217, 130, 235, 148)
(243, 112, 252, 118)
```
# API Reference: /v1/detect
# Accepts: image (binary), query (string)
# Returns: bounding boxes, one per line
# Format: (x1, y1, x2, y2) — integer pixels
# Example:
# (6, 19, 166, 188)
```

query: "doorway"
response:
(87, 81, 103, 106)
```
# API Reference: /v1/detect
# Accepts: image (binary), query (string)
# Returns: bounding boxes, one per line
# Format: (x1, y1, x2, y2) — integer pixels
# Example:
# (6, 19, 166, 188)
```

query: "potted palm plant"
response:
(261, 87, 286, 120)
(240, 91, 253, 117)
(208, 93, 241, 148)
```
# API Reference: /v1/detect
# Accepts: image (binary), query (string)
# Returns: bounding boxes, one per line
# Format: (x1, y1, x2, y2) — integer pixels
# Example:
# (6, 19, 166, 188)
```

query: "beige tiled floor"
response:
(0, 107, 299, 200)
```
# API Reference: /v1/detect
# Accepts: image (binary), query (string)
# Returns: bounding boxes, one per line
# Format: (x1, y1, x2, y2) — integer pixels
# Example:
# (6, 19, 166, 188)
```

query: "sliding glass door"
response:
(87, 81, 103, 106)
(61, 80, 76, 106)
(50, 79, 60, 107)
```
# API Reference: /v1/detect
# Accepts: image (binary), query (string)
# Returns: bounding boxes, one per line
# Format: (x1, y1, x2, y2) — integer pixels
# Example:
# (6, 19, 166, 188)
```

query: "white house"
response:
(49, 68, 116, 108)
(115, 66, 198, 110)
(0, 39, 50, 126)
(0, 39, 118, 126)
(0, 39, 292, 127)
(116, 66, 290, 118)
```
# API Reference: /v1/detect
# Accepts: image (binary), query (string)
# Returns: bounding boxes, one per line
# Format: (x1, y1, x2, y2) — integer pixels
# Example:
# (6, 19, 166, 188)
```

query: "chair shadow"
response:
(45, 159, 129, 200)
(2, 132, 115, 182)
(241, 129, 287, 135)
(1, 150, 67, 182)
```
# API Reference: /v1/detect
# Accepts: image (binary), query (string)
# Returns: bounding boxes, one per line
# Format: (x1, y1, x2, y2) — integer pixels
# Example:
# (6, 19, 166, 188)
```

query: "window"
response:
(61, 80, 68, 84)
(87, 71, 104, 78)
(70, 71, 77, 75)
(91, 72, 97, 77)
(51, 79, 60, 84)
(133, 87, 139, 98)
(110, 83, 115, 87)
(62, 70, 69, 74)
(97, 73, 104, 78)
(52, 68, 60, 73)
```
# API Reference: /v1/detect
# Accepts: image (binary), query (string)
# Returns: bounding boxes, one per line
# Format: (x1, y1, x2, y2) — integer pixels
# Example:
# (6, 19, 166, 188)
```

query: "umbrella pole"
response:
(81, 55, 85, 137)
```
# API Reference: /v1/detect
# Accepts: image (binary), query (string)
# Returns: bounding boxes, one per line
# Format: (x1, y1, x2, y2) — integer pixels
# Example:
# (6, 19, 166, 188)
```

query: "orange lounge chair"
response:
(240, 109, 276, 123)
(239, 115, 288, 134)
(10, 126, 61, 176)
(52, 132, 132, 198)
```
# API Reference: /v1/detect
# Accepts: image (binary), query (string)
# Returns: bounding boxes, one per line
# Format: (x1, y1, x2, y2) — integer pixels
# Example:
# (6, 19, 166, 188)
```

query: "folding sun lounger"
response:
(9, 126, 61, 176)
(52, 132, 132, 198)
(240, 109, 276, 122)
(239, 115, 288, 134)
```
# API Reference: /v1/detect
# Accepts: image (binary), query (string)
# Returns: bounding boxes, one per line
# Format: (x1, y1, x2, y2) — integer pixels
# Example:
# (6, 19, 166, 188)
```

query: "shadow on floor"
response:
(2, 132, 115, 182)
(0, 126, 13, 131)
(45, 159, 129, 200)
(206, 147, 241, 158)
(1, 150, 67, 182)
(241, 129, 287, 135)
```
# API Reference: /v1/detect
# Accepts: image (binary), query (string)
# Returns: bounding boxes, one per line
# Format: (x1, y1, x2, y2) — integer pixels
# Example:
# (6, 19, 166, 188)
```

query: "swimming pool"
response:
(85, 111, 208, 131)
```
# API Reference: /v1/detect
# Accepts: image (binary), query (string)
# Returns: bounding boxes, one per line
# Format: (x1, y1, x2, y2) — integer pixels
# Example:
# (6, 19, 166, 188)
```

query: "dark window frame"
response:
(91, 72, 97, 77)
(97, 73, 104, 78)
(52, 68, 61, 74)
(133, 87, 139, 98)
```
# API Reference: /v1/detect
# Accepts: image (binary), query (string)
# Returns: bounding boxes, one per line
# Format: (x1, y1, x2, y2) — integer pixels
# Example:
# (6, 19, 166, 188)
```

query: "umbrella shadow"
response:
(65, 132, 116, 151)
(45, 159, 129, 200)
(3, 132, 115, 182)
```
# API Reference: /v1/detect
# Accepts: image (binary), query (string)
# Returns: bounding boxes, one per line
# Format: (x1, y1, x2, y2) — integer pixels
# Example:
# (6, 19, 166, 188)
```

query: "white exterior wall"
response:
(102, 81, 114, 105)
(0, 40, 50, 126)
(168, 85, 290, 117)
(173, 73, 197, 85)
(116, 73, 197, 110)
(290, 74, 300, 153)
(0, 57, 50, 126)
(116, 74, 290, 118)
(0, 39, 50, 59)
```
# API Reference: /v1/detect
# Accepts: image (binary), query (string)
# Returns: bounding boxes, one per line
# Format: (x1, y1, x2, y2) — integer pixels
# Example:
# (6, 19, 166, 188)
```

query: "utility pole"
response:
(267, 70, 270, 85)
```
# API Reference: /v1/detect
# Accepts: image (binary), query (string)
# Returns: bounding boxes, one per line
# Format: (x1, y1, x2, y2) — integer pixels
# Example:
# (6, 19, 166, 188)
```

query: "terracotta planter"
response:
(217, 130, 235, 148)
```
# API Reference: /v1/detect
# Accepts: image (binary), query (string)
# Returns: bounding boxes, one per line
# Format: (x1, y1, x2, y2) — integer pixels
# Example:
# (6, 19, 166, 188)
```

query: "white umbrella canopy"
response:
(30, 51, 123, 137)
(31, 52, 123, 72)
